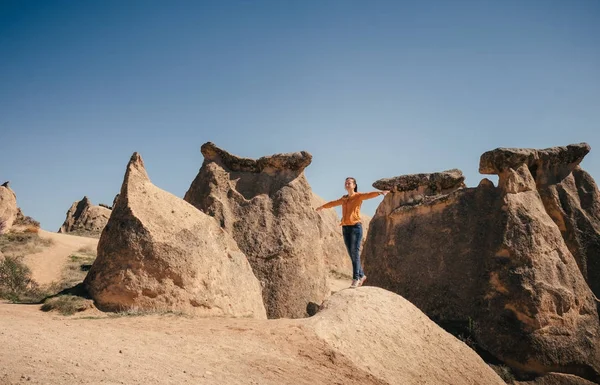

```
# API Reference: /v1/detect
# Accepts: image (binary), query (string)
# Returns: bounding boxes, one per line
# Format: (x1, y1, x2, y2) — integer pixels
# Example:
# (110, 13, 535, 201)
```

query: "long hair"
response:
(346, 177, 358, 192)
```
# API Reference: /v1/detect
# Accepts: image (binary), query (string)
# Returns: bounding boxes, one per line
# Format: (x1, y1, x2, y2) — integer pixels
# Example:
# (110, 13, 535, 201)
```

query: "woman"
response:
(316, 177, 389, 288)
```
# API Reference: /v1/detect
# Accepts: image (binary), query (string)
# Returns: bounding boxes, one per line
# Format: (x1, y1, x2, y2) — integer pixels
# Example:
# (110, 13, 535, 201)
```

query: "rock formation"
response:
(515, 372, 598, 385)
(185, 143, 338, 318)
(84, 153, 267, 319)
(364, 144, 600, 383)
(481, 143, 600, 308)
(309, 287, 506, 385)
(0, 182, 18, 234)
(58, 196, 111, 238)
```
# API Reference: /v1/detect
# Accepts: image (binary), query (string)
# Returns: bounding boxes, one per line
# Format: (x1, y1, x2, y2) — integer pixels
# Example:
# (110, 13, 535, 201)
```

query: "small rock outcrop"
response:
(84, 153, 267, 318)
(184, 143, 336, 318)
(364, 144, 600, 383)
(0, 182, 18, 234)
(309, 287, 506, 385)
(58, 196, 111, 238)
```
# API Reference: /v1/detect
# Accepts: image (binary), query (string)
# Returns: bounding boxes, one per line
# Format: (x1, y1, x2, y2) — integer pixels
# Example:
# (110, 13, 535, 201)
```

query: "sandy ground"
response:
(22, 230, 98, 285)
(2, 230, 374, 385)
(0, 301, 385, 385)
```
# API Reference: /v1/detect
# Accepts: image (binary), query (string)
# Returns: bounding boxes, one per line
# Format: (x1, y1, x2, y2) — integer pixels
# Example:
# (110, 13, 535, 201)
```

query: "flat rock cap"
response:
(201, 142, 312, 173)
(479, 143, 590, 175)
(373, 169, 465, 192)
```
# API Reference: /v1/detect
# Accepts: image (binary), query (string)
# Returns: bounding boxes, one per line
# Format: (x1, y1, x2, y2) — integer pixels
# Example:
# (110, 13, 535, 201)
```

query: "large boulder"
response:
(184, 143, 335, 318)
(309, 287, 506, 385)
(84, 153, 266, 319)
(364, 145, 600, 383)
(0, 182, 18, 234)
(58, 196, 111, 238)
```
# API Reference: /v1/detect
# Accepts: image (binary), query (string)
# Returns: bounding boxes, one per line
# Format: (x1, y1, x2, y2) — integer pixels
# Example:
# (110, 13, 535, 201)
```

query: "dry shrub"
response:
(0, 256, 43, 302)
(76, 244, 97, 257)
(113, 305, 188, 318)
(60, 253, 96, 289)
(13, 211, 40, 228)
(488, 364, 516, 384)
(23, 225, 39, 234)
(0, 232, 53, 258)
(41, 295, 94, 315)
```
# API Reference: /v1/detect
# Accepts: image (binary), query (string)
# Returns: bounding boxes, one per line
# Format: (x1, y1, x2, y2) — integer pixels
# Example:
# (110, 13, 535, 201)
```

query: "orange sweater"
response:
(322, 192, 381, 226)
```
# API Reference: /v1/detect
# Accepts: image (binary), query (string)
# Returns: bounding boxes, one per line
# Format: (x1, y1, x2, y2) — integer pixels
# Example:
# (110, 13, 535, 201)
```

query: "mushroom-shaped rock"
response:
(364, 160, 600, 381)
(371, 169, 466, 210)
(0, 182, 18, 234)
(479, 143, 590, 175)
(58, 196, 111, 238)
(481, 143, 600, 305)
(373, 169, 465, 195)
(185, 143, 331, 319)
(309, 287, 506, 385)
(201, 142, 312, 173)
(84, 153, 267, 318)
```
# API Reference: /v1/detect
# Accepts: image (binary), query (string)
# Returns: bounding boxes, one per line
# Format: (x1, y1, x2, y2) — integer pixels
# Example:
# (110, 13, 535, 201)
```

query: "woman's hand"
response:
(316, 206, 324, 212)
(379, 190, 390, 196)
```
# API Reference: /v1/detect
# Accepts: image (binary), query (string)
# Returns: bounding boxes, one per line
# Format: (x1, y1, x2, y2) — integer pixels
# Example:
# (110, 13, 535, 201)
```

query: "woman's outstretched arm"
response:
(316, 197, 344, 211)
(359, 191, 389, 200)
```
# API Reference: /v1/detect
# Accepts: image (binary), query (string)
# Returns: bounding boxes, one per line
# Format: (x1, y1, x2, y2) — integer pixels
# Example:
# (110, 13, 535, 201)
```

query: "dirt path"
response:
(22, 230, 98, 285)
(0, 303, 385, 385)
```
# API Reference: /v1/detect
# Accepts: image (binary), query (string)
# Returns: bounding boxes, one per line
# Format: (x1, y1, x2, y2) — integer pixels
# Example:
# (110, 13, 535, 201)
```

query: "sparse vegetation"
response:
(41, 294, 94, 315)
(0, 255, 45, 302)
(60, 252, 96, 289)
(489, 364, 516, 384)
(0, 232, 53, 258)
(77, 244, 97, 255)
(0, 230, 98, 315)
(13, 211, 40, 228)
(112, 306, 189, 318)
(66, 228, 102, 238)
(39, 247, 97, 315)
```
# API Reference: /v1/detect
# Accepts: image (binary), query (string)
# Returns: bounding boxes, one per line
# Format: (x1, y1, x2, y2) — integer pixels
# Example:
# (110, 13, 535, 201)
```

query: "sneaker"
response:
(358, 275, 367, 287)
(350, 279, 359, 288)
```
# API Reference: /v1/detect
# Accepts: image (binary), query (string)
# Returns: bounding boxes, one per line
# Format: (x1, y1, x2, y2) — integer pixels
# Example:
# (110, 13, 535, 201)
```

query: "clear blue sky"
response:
(1, 0, 599, 231)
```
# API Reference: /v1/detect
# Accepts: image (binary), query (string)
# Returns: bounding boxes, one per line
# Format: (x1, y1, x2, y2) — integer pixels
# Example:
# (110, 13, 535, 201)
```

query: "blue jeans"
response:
(342, 223, 364, 280)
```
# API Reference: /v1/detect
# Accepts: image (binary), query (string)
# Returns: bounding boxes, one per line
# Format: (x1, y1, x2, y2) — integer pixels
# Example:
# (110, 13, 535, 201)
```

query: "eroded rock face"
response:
(84, 153, 266, 319)
(58, 197, 111, 238)
(184, 143, 333, 318)
(364, 144, 600, 382)
(482, 144, 600, 310)
(0, 182, 18, 234)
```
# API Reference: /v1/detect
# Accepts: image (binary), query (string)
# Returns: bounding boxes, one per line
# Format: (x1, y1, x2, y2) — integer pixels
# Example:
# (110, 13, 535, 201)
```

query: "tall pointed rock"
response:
(84, 153, 266, 318)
